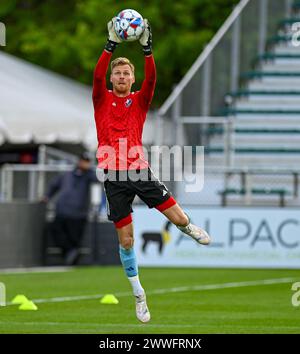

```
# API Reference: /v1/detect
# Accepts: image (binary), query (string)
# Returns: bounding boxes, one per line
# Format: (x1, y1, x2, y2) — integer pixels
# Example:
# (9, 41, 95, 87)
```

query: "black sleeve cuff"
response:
(105, 40, 118, 53)
(142, 45, 152, 56)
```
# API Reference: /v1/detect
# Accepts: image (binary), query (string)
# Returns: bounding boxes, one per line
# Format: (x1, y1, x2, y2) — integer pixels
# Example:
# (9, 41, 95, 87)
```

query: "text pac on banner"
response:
(133, 207, 300, 269)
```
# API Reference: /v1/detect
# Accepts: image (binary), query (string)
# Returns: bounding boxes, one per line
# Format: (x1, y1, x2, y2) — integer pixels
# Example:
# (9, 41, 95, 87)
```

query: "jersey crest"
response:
(125, 98, 133, 108)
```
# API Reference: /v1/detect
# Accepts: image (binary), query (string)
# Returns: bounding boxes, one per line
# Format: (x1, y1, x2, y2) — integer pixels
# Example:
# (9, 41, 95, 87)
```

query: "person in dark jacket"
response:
(43, 152, 98, 265)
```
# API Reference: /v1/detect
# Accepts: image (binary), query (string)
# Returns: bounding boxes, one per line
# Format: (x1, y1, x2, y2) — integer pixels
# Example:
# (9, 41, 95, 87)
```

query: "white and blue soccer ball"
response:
(114, 9, 145, 41)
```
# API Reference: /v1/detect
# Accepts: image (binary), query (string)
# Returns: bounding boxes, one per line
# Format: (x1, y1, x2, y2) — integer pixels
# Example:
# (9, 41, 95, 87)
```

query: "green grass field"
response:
(0, 266, 299, 334)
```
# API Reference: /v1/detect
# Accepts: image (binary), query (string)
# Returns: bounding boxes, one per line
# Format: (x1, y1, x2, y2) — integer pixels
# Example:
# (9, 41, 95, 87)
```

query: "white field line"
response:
(0, 266, 73, 274)
(6, 276, 298, 306)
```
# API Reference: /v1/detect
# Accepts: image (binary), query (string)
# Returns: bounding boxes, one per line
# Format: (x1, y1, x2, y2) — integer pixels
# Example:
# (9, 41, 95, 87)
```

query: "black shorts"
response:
(103, 168, 173, 223)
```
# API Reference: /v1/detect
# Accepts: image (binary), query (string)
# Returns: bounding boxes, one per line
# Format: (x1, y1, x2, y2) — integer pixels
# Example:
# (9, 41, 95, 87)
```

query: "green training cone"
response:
(18, 301, 38, 311)
(11, 294, 29, 305)
(100, 294, 119, 305)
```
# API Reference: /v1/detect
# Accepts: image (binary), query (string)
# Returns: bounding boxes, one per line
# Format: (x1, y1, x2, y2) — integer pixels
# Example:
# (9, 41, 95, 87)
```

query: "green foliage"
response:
(1, 0, 238, 106)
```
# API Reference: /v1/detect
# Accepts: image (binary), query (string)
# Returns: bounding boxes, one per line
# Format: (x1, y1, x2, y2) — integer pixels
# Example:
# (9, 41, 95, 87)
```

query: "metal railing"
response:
(0, 164, 73, 202)
(1, 159, 299, 208)
(176, 165, 300, 207)
(38, 145, 79, 164)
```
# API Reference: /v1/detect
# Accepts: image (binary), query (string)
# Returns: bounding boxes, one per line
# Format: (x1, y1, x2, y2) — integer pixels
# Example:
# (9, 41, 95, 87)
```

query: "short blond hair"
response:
(111, 57, 135, 73)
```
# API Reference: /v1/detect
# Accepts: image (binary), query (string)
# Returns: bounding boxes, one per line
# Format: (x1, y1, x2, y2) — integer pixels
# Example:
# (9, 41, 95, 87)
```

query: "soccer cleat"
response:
(177, 223, 211, 245)
(135, 293, 150, 323)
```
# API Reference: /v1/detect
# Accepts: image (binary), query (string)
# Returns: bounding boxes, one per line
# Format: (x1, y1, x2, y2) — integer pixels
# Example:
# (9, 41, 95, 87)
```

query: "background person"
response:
(43, 152, 98, 265)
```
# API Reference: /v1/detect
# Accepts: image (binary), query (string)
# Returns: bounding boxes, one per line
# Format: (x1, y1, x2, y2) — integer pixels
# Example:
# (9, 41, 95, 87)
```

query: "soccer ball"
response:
(114, 9, 145, 41)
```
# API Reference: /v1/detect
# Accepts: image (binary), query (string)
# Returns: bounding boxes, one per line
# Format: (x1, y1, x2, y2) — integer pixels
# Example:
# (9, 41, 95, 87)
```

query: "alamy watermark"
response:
(96, 140, 204, 193)
(0, 22, 6, 46)
(291, 282, 300, 307)
(291, 22, 300, 47)
(0, 282, 6, 306)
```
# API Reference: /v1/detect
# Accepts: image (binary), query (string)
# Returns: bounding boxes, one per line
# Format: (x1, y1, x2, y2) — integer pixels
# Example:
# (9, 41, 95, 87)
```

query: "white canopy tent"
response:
(0, 50, 97, 150)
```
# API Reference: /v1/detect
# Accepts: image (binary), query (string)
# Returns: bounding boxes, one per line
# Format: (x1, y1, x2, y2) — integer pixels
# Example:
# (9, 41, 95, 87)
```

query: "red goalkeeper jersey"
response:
(92, 50, 156, 170)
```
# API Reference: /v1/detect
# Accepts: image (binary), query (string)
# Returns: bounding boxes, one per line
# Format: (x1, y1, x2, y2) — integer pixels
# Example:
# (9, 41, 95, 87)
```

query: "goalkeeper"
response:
(93, 18, 211, 323)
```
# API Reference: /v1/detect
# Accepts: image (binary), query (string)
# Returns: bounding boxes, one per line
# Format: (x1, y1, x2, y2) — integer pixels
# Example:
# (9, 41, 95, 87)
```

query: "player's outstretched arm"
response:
(138, 19, 156, 110)
(93, 18, 122, 107)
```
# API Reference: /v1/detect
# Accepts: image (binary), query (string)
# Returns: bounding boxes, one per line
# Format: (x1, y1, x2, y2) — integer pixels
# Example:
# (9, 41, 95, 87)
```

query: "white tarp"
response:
(134, 206, 300, 268)
(0, 50, 97, 149)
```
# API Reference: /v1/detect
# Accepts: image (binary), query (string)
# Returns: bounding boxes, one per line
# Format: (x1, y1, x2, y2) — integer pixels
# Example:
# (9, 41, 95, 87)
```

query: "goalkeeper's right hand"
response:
(105, 17, 121, 53)
(139, 19, 152, 56)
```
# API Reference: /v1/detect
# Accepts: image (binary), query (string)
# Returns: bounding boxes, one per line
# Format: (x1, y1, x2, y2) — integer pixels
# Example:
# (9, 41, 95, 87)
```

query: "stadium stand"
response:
(158, 0, 300, 207)
(209, 15, 300, 166)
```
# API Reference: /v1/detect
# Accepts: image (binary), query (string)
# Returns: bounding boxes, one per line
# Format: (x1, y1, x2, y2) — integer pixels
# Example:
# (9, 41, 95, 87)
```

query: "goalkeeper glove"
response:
(139, 19, 152, 55)
(105, 18, 121, 53)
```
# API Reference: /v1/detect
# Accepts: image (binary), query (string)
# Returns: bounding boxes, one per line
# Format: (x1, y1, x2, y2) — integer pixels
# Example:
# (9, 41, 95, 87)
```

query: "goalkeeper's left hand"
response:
(139, 19, 152, 55)
(105, 17, 121, 53)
